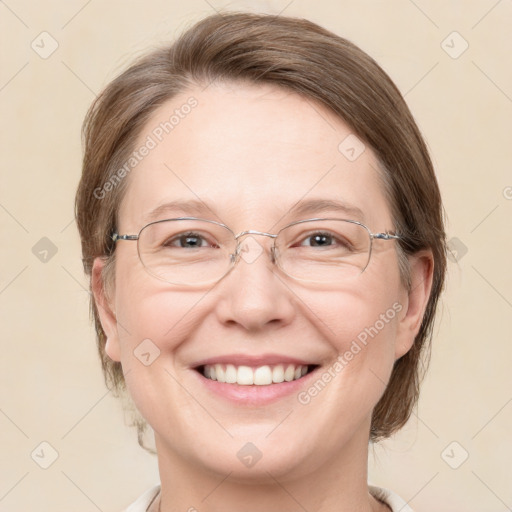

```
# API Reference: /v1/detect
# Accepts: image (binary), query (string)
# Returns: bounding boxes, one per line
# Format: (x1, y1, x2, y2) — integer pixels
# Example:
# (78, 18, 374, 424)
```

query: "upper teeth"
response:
(203, 364, 308, 386)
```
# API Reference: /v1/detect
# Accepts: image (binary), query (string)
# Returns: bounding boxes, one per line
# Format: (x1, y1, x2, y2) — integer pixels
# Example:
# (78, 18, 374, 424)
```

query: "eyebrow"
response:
(285, 198, 365, 223)
(143, 198, 365, 224)
(143, 199, 217, 223)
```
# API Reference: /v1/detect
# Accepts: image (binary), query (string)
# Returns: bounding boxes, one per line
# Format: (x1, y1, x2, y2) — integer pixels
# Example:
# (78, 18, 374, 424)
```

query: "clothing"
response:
(123, 486, 159, 512)
(369, 485, 414, 511)
(123, 484, 414, 511)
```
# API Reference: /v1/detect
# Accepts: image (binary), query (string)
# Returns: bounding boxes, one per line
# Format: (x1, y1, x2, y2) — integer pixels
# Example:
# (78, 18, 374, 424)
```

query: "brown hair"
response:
(75, 12, 446, 444)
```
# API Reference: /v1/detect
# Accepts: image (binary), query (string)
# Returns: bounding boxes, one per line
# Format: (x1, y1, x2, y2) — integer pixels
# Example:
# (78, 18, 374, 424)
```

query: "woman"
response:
(76, 12, 446, 512)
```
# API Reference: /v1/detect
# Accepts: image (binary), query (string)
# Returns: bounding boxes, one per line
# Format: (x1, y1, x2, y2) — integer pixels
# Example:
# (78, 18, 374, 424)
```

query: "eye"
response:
(302, 232, 334, 247)
(164, 231, 218, 249)
(297, 231, 350, 249)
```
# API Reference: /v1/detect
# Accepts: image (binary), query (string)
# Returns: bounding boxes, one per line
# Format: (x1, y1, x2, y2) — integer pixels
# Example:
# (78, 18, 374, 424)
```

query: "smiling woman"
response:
(75, 12, 447, 512)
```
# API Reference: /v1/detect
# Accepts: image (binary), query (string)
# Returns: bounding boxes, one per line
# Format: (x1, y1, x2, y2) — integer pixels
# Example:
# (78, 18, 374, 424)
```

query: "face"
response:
(94, 82, 428, 481)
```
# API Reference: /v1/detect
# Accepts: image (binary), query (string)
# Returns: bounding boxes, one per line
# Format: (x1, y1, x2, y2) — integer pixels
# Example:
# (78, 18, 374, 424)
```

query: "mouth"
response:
(191, 354, 322, 405)
(196, 363, 319, 386)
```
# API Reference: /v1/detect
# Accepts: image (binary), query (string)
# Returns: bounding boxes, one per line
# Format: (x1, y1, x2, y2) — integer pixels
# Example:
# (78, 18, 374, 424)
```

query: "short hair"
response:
(75, 12, 447, 444)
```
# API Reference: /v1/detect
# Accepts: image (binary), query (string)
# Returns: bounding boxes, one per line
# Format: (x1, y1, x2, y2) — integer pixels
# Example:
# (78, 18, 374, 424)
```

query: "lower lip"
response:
(193, 368, 319, 406)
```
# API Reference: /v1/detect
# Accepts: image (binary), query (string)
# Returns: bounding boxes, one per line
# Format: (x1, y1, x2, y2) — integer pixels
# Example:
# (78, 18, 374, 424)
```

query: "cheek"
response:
(112, 282, 209, 428)
(293, 276, 402, 342)
(338, 301, 401, 382)
(113, 247, 203, 347)
(289, 278, 403, 389)
(115, 287, 203, 352)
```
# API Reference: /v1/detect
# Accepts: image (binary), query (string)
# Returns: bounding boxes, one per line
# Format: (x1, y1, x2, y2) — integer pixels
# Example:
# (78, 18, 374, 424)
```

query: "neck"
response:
(153, 431, 387, 512)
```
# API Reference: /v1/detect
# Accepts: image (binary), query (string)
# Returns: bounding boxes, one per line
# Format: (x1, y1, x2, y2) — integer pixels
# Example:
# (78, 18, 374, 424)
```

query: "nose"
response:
(214, 233, 296, 332)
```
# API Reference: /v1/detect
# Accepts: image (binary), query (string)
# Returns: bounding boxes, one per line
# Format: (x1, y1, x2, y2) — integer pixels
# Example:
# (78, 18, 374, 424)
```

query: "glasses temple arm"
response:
(112, 234, 139, 242)
(372, 233, 401, 240)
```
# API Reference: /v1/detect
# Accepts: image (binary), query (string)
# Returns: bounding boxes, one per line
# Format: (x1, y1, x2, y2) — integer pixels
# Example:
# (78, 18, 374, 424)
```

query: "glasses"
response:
(112, 217, 401, 286)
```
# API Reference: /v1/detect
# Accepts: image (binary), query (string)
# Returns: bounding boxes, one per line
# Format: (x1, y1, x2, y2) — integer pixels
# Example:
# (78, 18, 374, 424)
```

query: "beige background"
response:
(1, 0, 511, 510)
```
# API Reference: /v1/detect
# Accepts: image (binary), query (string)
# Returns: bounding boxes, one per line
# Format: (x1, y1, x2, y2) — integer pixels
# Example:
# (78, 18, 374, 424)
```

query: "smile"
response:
(201, 363, 315, 386)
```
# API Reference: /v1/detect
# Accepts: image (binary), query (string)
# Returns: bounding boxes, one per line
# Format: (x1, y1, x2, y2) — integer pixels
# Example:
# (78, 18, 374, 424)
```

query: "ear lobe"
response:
(92, 257, 121, 362)
(394, 250, 434, 359)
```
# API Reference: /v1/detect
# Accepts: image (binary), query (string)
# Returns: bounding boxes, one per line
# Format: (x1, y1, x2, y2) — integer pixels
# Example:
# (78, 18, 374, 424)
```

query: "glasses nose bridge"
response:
(233, 229, 279, 264)
(235, 229, 277, 240)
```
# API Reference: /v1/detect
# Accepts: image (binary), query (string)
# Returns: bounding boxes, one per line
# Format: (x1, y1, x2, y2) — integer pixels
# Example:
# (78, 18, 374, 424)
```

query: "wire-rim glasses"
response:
(111, 217, 401, 286)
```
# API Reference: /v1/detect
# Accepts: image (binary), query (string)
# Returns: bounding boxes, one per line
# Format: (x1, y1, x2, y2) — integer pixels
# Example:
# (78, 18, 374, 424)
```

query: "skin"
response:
(92, 82, 433, 512)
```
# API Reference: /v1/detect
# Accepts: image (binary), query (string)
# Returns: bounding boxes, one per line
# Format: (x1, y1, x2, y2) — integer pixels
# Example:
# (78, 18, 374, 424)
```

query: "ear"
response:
(91, 257, 121, 362)
(394, 250, 434, 359)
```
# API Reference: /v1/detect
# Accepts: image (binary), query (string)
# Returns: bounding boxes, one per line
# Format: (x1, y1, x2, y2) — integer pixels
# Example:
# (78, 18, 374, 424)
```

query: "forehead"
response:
(118, 81, 392, 231)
